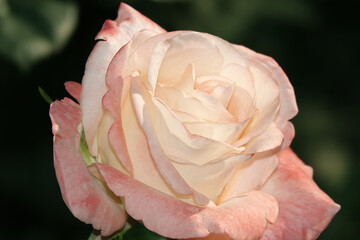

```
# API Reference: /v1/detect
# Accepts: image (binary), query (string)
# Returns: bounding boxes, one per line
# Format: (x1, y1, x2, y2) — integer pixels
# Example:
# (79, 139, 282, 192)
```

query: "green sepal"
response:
(38, 86, 53, 104)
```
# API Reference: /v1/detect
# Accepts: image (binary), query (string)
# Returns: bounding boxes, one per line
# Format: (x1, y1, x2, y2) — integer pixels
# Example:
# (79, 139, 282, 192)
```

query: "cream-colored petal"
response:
(233, 44, 298, 122)
(220, 63, 255, 99)
(102, 31, 162, 174)
(157, 32, 224, 87)
(147, 39, 171, 94)
(227, 87, 256, 122)
(219, 153, 278, 203)
(244, 122, 284, 154)
(197, 79, 235, 108)
(120, 94, 203, 205)
(173, 154, 250, 202)
(184, 120, 248, 144)
(96, 112, 129, 175)
(174, 63, 196, 93)
(234, 96, 279, 147)
(156, 85, 234, 122)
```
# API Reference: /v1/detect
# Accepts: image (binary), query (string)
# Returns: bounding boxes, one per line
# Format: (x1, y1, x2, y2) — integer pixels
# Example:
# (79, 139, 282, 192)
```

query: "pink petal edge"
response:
(261, 148, 340, 240)
(80, 3, 165, 156)
(95, 163, 278, 239)
(50, 98, 126, 235)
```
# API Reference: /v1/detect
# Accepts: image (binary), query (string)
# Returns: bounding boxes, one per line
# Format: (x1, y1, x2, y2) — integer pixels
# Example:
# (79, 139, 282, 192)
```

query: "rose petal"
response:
(233, 45, 298, 148)
(130, 77, 215, 206)
(96, 163, 279, 239)
(80, 3, 165, 156)
(120, 94, 209, 206)
(64, 81, 81, 102)
(184, 120, 247, 144)
(157, 32, 224, 86)
(131, 77, 248, 166)
(174, 63, 196, 93)
(49, 98, 126, 236)
(244, 122, 284, 154)
(102, 30, 161, 175)
(234, 95, 279, 147)
(220, 63, 255, 105)
(261, 148, 340, 240)
(233, 45, 298, 121)
(172, 154, 249, 202)
(219, 153, 278, 203)
(156, 85, 234, 122)
(277, 120, 296, 150)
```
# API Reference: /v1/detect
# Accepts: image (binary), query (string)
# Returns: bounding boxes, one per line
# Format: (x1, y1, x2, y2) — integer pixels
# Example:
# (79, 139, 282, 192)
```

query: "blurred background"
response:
(1, 0, 358, 239)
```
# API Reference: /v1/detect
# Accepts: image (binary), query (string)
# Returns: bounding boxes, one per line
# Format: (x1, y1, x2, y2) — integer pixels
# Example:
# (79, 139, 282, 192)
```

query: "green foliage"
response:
(0, 0, 79, 71)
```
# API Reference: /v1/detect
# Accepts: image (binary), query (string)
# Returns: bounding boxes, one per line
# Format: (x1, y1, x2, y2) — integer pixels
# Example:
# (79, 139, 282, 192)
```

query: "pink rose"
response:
(49, 3, 339, 240)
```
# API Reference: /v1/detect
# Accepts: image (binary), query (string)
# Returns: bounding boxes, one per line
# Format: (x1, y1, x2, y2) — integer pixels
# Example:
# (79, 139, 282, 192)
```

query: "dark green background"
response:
(1, 0, 358, 239)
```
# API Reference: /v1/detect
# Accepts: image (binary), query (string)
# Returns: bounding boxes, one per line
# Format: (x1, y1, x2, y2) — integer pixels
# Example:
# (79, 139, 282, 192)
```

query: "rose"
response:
(49, 3, 339, 240)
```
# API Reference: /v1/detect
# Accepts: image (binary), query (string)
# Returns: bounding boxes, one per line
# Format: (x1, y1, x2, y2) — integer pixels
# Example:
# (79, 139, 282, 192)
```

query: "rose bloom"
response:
(49, 3, 339, 240)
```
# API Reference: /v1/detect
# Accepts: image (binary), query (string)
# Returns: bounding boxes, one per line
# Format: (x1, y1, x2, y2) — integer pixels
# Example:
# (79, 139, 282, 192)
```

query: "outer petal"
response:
(80, 3, 165, 156)
(261, 148, 340, 240)
(96, 163, 278, 240)
(64, 81, 81, 102)
(49, 98, 126, 236)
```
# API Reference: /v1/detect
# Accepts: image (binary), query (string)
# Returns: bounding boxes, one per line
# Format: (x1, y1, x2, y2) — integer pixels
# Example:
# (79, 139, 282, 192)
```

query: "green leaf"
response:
(80, 128, 96, 166)
(0, 0, 79, 71)
(38, 86, 53, 104)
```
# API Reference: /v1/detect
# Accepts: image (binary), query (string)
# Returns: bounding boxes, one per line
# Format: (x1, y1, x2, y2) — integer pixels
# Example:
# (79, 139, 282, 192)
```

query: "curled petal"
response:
(261, 148, 340, 240)
(96, 163, 279, 240)
(49, 98, 126, 236)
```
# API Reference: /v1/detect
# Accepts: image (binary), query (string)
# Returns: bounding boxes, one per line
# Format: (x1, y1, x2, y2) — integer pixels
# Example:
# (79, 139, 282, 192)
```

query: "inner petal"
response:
(155, 85, 234, 122)
(184, 120, 249, 144)
(157, 32, 224, 87)
(131, 77, 245, 166)
(197, 79, 235, 108)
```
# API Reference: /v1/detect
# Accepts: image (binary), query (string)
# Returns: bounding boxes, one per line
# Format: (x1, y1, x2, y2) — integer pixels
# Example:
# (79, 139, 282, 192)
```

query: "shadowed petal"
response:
(261, 148, 340, 240)
(50, 98, 126, 236)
